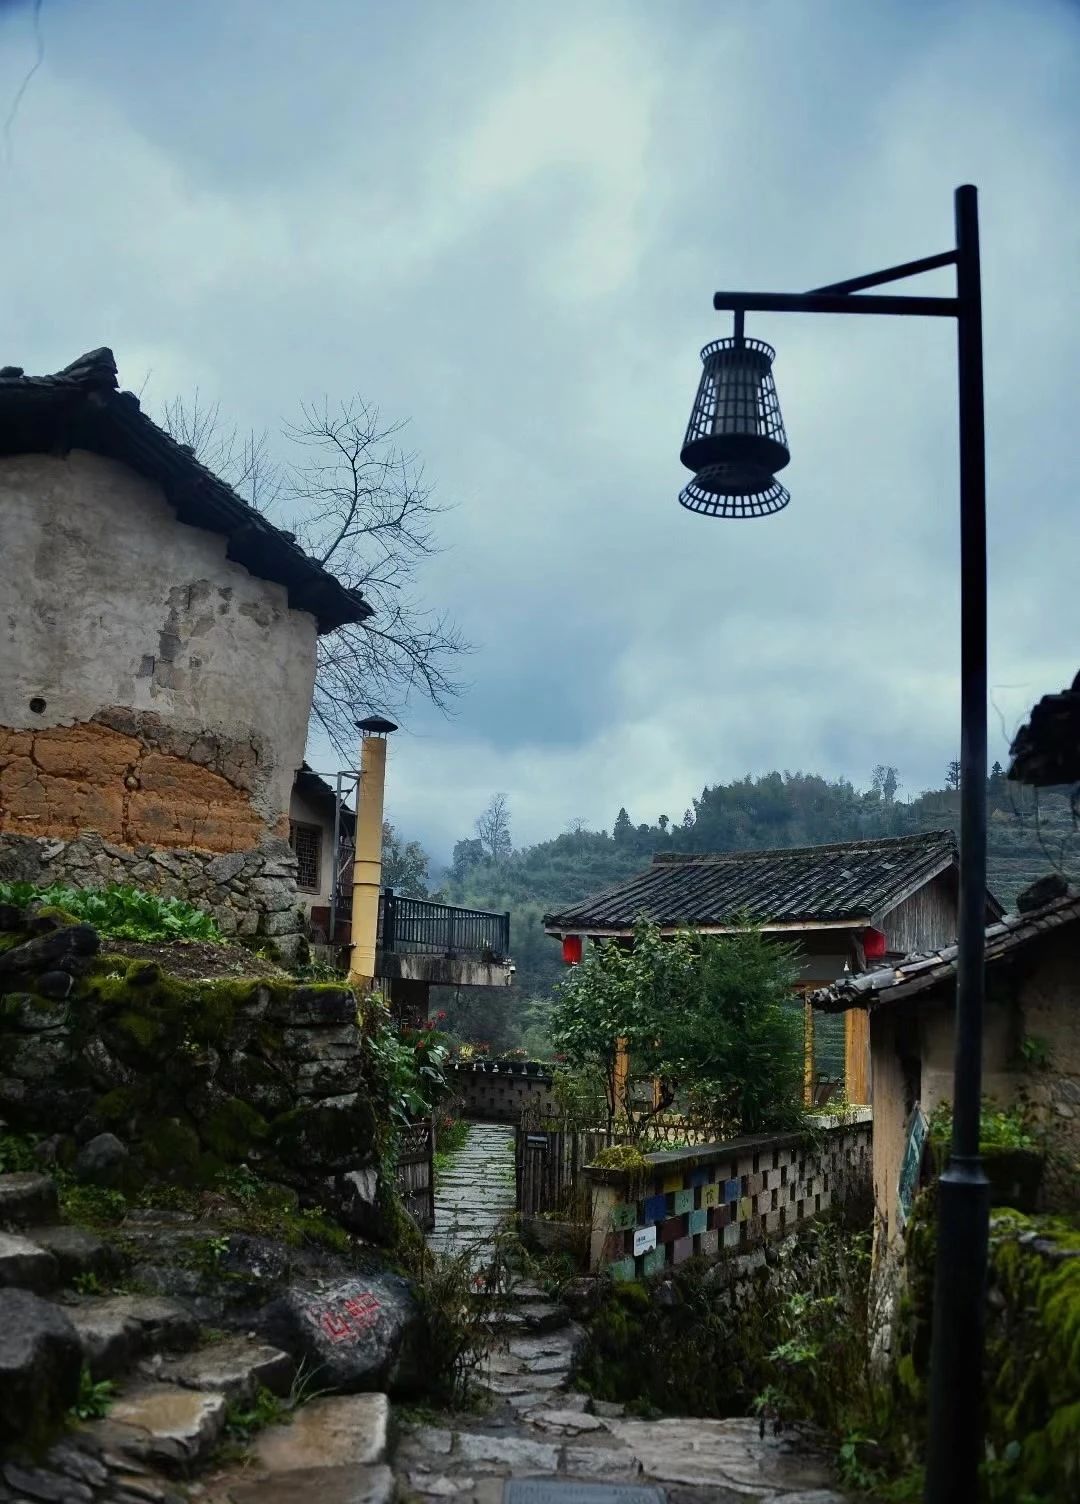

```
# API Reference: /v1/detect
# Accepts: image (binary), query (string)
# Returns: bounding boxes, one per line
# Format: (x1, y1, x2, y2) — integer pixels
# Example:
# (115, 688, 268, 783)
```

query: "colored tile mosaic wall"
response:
(591, 1122, 872, 1279)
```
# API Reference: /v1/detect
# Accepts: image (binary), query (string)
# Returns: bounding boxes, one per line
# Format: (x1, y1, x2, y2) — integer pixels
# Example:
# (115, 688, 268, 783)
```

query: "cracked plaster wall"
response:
(0, 450, 318, 835)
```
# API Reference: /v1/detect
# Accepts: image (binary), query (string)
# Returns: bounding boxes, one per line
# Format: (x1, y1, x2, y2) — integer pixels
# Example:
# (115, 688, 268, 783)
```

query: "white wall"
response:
(0, 451, 318, 826)
(288, 787, 337, 908)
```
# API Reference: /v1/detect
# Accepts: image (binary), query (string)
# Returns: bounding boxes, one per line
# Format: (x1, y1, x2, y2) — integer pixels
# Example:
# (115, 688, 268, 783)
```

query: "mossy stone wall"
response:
(0, 912, 386, 1230)
(898, 1193, 1080, 1501)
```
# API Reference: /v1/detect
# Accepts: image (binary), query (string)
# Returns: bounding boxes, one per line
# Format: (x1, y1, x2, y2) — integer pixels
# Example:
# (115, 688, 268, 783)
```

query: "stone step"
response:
(66, 1294, 200, 1380)
(0, 1229, 58, 1292)
(84, 1381, 227, 1476)
(25, 1224, 123, 1287)
(204, 1394, 392, 1503)
(208, 1464, 394, 1504)
(146, 1336, 294, 1405)
(0, 1172, 59, 1229)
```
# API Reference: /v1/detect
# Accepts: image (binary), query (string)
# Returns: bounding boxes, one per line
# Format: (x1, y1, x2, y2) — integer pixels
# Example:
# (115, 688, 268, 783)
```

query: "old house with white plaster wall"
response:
(0, 348, 371, 958)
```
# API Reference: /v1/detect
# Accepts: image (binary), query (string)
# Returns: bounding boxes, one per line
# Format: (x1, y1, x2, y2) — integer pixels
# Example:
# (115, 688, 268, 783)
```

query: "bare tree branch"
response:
(161, 389, 469, 757)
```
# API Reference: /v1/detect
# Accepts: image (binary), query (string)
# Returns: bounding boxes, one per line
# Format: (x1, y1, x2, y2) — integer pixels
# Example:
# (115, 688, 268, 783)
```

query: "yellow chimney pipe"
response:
(348, 717, 397, 988)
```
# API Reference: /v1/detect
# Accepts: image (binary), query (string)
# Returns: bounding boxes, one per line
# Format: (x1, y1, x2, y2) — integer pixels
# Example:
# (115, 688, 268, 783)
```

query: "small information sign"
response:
(633, 1224, 657, 1257)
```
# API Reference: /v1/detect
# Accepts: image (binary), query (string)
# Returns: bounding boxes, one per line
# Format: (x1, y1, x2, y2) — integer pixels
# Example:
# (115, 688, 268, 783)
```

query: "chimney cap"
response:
(356, 715, 398, 736)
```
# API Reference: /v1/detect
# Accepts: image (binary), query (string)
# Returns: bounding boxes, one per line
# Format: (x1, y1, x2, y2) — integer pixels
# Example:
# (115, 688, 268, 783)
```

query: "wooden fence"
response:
(395, 1117, 435, 1230)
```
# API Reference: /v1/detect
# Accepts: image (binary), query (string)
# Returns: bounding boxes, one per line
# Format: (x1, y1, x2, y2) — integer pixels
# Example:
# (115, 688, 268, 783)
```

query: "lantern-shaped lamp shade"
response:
(562, 935, 583, 966)
(679, 337, 791, 518)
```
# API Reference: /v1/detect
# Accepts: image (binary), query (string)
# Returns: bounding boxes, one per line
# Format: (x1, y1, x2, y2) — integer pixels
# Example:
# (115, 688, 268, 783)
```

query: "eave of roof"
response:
(544, 830, 976, 934)
(809, 891, 1080, 1012)
(0, 349, 372, 635)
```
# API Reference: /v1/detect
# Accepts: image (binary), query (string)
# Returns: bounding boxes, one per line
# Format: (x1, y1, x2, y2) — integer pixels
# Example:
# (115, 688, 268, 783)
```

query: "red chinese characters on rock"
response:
(306, 1291, 383, 1345)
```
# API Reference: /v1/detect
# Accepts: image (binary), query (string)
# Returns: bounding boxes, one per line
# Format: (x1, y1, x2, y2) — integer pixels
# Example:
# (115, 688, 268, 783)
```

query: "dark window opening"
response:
(290, 821, 322, 893)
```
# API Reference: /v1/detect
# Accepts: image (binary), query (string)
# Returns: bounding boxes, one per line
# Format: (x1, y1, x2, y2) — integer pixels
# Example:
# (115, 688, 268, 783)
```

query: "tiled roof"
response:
(0, 349, 371, 634)
(809, 890, 1080, 1012)
(544, 830, 968, 933)
(293, 763, 355, 832)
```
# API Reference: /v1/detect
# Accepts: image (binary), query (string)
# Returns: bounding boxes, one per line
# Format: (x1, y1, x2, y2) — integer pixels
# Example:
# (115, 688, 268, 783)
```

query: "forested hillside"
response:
(392, 765, 1077, 1051)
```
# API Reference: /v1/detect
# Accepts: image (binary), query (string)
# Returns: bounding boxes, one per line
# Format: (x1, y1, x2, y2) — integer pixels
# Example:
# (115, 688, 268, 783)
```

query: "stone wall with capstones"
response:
(0, 831, 307, 963)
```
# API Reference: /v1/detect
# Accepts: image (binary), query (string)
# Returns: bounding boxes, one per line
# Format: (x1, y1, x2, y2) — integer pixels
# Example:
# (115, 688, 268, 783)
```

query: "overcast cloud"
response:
(2, 0, 1077, 862)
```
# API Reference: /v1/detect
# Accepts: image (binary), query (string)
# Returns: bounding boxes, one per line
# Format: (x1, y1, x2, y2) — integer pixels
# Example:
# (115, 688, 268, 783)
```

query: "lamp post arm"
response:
(711, 290, 959, 317)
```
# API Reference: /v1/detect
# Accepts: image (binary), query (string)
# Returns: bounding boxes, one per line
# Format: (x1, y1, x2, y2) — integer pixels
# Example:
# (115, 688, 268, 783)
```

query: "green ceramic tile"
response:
(608, 1257, 637, 1282)
(642, 1245, 667, 1276)
(688, 1207, 707, 1236)
(673, 1189, 693, 1215)
(700, 1183, 719, 1209)
(738, 1196, 753, 1222)
(610, 1202, 637, 1231)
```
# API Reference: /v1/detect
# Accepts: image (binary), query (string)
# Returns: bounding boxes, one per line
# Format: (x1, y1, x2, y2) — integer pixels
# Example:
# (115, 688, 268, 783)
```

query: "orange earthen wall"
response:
(0, 721, 265, 853)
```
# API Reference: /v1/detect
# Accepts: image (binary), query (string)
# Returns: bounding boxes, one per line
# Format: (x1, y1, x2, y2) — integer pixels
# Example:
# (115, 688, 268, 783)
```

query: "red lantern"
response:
(862, 926, 887, 961)
(562, 935, 583, 966)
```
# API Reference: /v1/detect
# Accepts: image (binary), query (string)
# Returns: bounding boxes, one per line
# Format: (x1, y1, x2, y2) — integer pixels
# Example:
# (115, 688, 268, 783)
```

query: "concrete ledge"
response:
(375, 952, 513, 988)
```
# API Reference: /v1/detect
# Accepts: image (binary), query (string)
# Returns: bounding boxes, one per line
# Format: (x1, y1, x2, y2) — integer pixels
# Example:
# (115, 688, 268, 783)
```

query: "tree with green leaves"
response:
(550, 920, 805, 1141)
(381, 820, 430, 897)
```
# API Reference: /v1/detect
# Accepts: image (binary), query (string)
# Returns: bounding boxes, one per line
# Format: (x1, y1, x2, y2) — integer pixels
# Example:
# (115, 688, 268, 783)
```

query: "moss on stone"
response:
(115, 1010, 164, 1050)
(269, 1098, 378, 1172)
(95, 1085, 149, 1125)
(200, 1098, 268, 1160)
(140, 1117, 201, 1179)
(901, 1197, 1080, 1500)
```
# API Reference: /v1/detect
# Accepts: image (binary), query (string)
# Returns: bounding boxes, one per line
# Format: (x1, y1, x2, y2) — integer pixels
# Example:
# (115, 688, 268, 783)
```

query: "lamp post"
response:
(680, 185, 989, 1504)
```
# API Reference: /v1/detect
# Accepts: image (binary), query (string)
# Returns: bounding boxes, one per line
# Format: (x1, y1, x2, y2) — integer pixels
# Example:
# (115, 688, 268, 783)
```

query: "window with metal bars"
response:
(289, 821, 322, 892)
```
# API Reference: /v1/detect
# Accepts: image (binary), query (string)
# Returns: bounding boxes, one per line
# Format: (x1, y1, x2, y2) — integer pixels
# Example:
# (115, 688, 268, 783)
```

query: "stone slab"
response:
(210, 1463, 394, 1504)
(97, 1382, 227, 1474)
(0, 1230, 58, 1291)
(605, 1416, 837, 1491)
(154, 1337, 294, 1403)
(454, 1432, 560, 1472)
(252, 1393, 389, 1471)
(0, 1173, 59, 1229)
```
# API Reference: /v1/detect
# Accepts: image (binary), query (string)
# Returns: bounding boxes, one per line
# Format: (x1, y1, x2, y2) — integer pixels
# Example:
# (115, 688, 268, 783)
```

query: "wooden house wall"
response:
(880, 871, 958, 954)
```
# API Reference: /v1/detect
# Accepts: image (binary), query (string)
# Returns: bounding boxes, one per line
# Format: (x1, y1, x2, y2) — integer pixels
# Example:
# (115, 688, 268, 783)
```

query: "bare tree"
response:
(162, 392, 468, 756)
(476, 793, 512, 862)
(945, 760, 962, 791)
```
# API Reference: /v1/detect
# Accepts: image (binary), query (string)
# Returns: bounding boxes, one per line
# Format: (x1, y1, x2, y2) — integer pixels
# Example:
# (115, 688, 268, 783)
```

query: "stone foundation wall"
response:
(0, 831, 306, 961)
(447, 1061, 555, 1121)
(0, 912, 384, 1234)
(587, 1116, 873, 1278)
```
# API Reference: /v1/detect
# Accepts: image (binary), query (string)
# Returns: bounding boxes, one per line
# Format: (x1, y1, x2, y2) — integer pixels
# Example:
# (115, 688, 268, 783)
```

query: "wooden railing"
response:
(378, 890, 510, 962)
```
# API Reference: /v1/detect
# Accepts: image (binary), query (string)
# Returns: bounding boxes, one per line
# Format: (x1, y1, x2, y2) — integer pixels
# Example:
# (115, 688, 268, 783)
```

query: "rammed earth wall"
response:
(586, 1116, 872, 1278)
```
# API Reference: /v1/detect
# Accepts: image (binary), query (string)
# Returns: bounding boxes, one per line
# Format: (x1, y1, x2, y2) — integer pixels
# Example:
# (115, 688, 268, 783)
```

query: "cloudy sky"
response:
(2, 0, 1077, 862)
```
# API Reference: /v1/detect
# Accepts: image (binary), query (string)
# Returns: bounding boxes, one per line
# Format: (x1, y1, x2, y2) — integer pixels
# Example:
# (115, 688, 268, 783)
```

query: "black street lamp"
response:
(681, 185, 989, 1504)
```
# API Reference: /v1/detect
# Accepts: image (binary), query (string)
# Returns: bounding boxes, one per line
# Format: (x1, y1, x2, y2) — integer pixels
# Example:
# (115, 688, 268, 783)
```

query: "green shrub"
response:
(0, 882, 222, 943)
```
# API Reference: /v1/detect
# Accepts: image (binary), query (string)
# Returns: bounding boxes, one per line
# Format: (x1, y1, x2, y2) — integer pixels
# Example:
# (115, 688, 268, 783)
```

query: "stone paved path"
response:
(408, 1123, 851, 1500)
(427, 1121, 516, 1260)
(405, 1186, 849, 1504)
(396, 1284, 850, 1503)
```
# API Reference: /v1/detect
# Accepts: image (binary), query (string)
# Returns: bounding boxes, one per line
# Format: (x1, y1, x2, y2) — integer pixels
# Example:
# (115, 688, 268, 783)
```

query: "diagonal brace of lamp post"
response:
(708, 186, 989, 1504)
